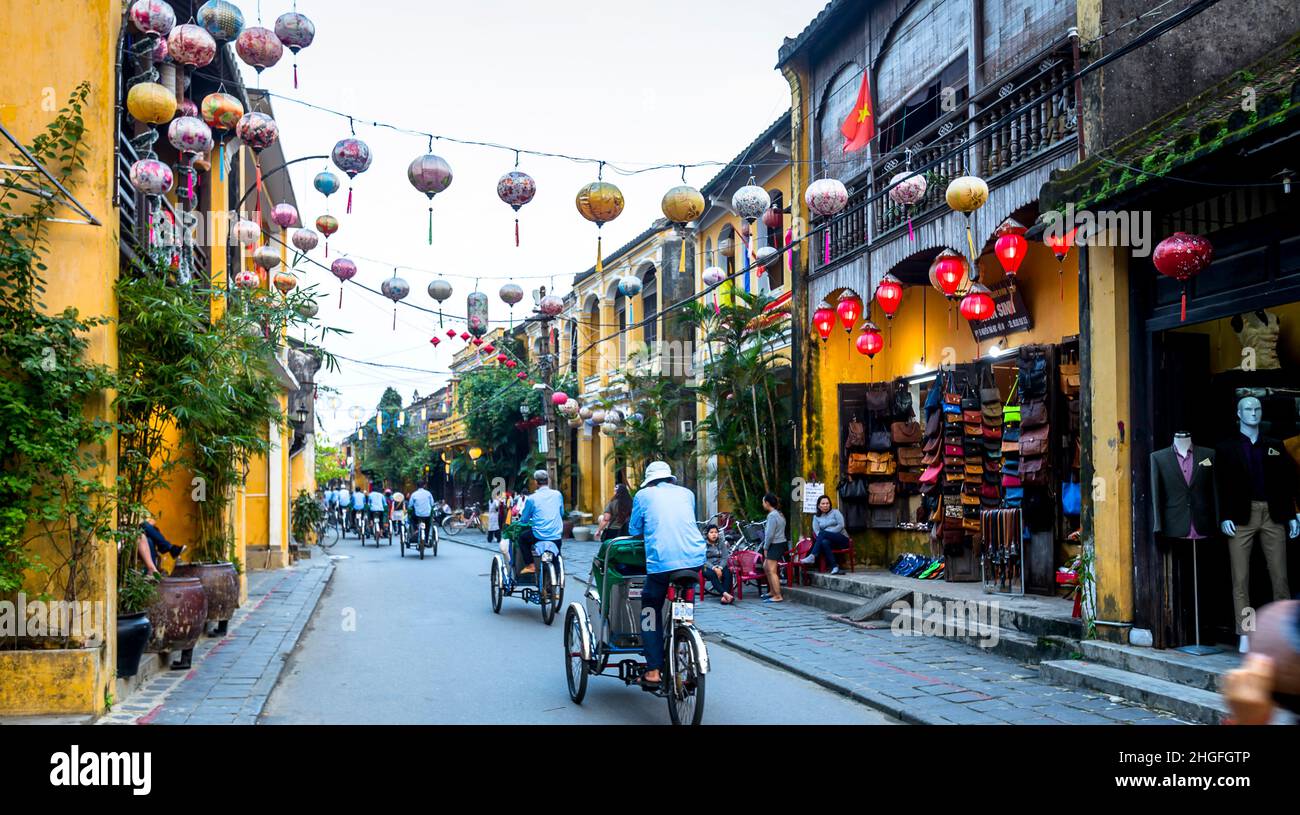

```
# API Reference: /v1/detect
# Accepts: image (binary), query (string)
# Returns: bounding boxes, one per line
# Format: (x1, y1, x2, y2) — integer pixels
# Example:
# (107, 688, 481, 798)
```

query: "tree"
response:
(315, 438, 347, 485)
(357, 389, 429, 491)
(609, 349, 696, 482)
(458, 364, 541, 490)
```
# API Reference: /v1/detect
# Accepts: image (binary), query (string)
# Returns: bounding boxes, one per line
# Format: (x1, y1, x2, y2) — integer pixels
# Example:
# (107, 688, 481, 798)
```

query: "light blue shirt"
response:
(407, 488, 434, 518)
(519, 486, 564, 541)
(628, 482, 706, 574)
(338, 490, 350, 508)
(325, 490, 338, 507)
(367, 491, 387, 512)
(351, 491, 366, 510)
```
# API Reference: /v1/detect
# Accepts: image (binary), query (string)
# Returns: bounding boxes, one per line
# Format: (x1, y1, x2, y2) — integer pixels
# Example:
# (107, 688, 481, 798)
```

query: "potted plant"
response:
(115, 567, 157, 678)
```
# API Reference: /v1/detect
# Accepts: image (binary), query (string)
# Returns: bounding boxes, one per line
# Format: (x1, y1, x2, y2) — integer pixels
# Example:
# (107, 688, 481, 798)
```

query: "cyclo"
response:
(488, 522, 565, 625)
(563, 536, 709, 725)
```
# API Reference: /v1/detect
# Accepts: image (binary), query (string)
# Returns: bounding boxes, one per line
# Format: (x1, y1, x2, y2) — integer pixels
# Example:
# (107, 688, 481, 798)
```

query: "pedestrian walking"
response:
(760, 492, 787, 603)
(486, 494, 503, 543)
(802, 494, 848, 574)
(597, 482, 633, 541)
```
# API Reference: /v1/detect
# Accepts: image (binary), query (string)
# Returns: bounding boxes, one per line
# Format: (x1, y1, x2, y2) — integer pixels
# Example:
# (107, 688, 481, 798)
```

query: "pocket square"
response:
(1199, 458, 1212, 466)
(1268, 448, 1281, 456)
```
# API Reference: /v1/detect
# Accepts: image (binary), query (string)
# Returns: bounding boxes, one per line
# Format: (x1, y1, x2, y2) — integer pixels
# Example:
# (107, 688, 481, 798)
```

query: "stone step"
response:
(1038, 660, 1227, 725)
(878, 605, 1080, 665)
(780, 585, 860, 615)
(1079, 640, 1239, 693)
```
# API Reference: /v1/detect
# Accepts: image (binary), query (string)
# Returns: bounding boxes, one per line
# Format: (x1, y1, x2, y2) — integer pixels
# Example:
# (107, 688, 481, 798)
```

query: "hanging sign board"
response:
(969, 278, 1032, 343)
(802, 482, 826, 514)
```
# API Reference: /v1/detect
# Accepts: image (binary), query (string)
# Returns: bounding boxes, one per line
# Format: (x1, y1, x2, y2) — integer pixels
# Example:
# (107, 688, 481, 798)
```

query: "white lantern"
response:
(253, 245, 281, 270)
(702, 266, 727, 287)
(617, 276, 642, 297)
(731, 183, 771, 222)
(805, 177, 849, 218)
(600, 421, 618, 437)
(234, 218, 261, 245)
(591, 409, 607, 424)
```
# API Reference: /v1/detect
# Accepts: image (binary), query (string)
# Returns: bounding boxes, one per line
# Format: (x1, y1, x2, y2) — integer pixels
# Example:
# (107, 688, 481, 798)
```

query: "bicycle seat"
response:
(665, 568, 702, 588)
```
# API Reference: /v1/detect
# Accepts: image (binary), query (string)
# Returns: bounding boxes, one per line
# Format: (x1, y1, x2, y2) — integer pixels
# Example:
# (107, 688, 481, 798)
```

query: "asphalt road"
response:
(261, 530, 895, 725)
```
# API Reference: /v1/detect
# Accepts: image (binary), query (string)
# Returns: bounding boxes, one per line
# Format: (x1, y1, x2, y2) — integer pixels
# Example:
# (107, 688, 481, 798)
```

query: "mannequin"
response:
(1151, 432, 1219, 654)
(1232, 310, 1281, 370)
(1215, 396, 1299, 651)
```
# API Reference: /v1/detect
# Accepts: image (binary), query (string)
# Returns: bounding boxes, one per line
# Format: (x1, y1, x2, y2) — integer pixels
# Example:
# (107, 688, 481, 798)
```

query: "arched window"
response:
(704, 237, 714, 272)
(818, 63, 863, 168)
(642, 266, 658, 348)
(766, 190, 785, 290)
(719, 223, 736, 277)
(614, 288, 627, 366)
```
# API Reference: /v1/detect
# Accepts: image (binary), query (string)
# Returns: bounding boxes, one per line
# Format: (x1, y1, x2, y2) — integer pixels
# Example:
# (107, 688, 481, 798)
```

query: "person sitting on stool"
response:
(138, 511, 184, 575)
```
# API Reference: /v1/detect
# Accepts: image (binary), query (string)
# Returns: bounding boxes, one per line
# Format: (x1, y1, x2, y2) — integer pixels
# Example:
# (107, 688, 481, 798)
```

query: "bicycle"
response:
(315, 513, 340, 551)
(441, 503, 482, 534)
(402, 515, 438, 559)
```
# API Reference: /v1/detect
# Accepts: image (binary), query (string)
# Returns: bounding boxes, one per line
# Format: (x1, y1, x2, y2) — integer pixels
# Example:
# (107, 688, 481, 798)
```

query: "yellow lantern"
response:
(661, 185, 704, 225)
(576, 180, 625, 276)
(945, 175, 990, 279)
(126, 82, 177, 125)
(468, 446, 483, 461)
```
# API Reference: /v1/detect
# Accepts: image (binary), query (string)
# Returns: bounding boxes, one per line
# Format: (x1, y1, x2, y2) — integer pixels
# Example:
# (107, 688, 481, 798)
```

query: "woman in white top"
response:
(486, 496, 502, 543)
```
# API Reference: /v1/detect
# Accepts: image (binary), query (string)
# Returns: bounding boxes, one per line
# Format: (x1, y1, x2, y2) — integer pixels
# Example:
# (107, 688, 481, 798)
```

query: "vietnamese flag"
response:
(840, 71, 875, 153)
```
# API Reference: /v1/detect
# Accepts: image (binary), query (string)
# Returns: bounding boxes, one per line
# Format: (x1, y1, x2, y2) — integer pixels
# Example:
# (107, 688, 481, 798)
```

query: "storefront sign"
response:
(970, 279, 1032, 342)
(802, 482, 825, 514)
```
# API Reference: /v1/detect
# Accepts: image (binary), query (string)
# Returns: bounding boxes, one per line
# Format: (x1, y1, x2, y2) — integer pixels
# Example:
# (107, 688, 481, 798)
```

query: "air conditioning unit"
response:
(680, 420, 694, 440)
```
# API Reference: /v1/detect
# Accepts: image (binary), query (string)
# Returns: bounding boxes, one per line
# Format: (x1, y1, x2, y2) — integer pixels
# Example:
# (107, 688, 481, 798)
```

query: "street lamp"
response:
(293, 403, 308, 425)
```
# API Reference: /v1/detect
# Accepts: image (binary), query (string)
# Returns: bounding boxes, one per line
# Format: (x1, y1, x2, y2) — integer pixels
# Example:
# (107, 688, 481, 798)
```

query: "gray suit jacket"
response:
(1150, 446, 1218, 539)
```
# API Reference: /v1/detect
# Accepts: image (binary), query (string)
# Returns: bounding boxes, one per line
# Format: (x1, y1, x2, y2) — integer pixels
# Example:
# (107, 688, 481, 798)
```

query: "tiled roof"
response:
(775, 0, 852, 68)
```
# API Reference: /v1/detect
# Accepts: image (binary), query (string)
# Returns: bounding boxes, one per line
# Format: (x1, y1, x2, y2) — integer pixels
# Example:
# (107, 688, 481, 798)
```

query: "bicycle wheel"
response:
(666, 626, 706, 726)
(550, 556, 565, 619)
(564, 606, 588, 703)
(431, 526, 439, 557)
(489, 558, 503, 613)
(418, 525, 425, 560)
(541, 563, 557, 626)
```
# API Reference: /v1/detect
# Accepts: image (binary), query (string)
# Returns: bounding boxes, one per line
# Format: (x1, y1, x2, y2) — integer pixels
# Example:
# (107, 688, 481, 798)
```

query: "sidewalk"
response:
(451, 531, 1189, 725)
(98, 556, 334, 725)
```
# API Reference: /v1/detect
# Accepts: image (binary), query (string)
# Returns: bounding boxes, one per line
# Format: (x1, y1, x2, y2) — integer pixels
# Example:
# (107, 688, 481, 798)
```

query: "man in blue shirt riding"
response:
(367, 482, 388, 536)
(407, 481, 435, 543)
(517, 469, 564, 575)
(628, 460, 706, 690)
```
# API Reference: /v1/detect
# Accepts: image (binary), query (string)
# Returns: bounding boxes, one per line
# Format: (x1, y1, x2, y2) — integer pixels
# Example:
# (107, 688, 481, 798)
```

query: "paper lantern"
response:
(1153, 232, 1213, 322)
(756, 246, 779, 270)
(152, 35, 169, 63)
(875, 274, 903, 319)
(813, 304, 835, 342)
(483, 343, 496, 354)
(1045, 225, 1077, 300)
(717, 236, 735, 259)
(731, 183, 771, 222)
(408, 153, 453, 244)
(618, 276, 643, 298)
(550, 391, 569, 407)
(167, 116, 212, 155)
(591, 409, 607, 424)
(836, 293, 862, 334)
(888, 171, 928, 207)
(233, 269, 260, 290)
(496, 353, 508, 364)
(167, 24, 216, 68)
(274, 11, 315, 87)
(805, 178, 848, 218)
(994, 218, 1029, 280)
(498, 171, 536, 246)
(472, 338, 484, 347)
(332, 138, 372, 213)
(855, 321, 884, 358)
(446, 328, 457, 339)
(200, 92, 242, 131)
(235, 27, 283, 73)
(126, 82, 176, 125)
(129, 158, 173, 195)
(579, 406, 593, 420)
(271, 203, 299, 229)
(539, 295, 564, 317)
(315, 214, 338, 256)
(959, 283, 996, 322)
(196, 1, 243, 40)
(930, 249, 969, 298)
(291, 228, 319, 254)
(428, 279, 453, 323)
(253, 245, 282, 271)
(429, 336, 442, 348)
(562, 399, 579, 415)
(234, 218, 261, 245)
(702, 267, 727, 287)
(945, 176, 989, 213)
(235, 112, 278, 153)
(600, 421, 618, 437)
(330, 258, 356, 307)
(661, 185, 705, 226)
(576, 181, 625, 275)
(273, 271, 297, 295)
(467, 291, 489, 337)
(177, 99, 198, 117)
(762, 205, 783, 231)
(297, 298, 319, 319)
(314, 171, 340, 197)
(381, 274, 410, 330)
(130, 0, 176, 37)
(499, 283, 524, 307)
(518, 373, 528, 380)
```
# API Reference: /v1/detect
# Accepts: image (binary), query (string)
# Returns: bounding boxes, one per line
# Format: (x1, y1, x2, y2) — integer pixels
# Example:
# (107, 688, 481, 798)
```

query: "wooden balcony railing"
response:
(117, 131, 208, 279)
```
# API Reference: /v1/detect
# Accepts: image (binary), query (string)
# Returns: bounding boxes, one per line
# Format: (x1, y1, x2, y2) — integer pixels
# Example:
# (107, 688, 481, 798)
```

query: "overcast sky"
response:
(226, 0, 830, 442)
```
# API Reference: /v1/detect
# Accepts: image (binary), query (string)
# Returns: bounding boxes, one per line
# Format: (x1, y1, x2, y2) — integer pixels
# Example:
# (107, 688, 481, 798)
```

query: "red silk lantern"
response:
(875, 274, 903, 319)
(761, 205, 783, 231)
(835, 293, 862, 334)
(855, 321, 884, 358)
(483, 343, 496, 354)
(460, 332, 471, 341)
(931, 249, 968, 298)
(959, 283, 996, 322)
(506, 360, 518, 369)
(1153, 232, 1213, 322)
(497, 353, 508, 363)
(430, 336, 441, 347)
(518, 372, 527, 380)
(446, 328, 457, 339)
(993, 218, 1028, 280)
(472, 337, 483, 347)
(813, 305, 835, 343)
(552, 391, 569, 406)
(1045, 226, 1077, 300)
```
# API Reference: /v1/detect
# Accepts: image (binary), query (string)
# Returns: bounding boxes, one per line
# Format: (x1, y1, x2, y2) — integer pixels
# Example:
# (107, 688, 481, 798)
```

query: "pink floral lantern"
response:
(407, 153, 453, 244)
(234, 218, 261, 247)
(291, 228, 319, 255)
(236, 112, 278, 154)
(152, 35, 169, 63)
(235, 27, 284, 73)
(167, 24, 216, 70)
(130, 158, 173, 196)
(167, 116, 212, 159)
(331, 138, 372, 214)
(272, 203, 299, 230)
(888, 170, 928, 241)
(330, 258, 357, 308)
(497, 170, 536, 247)
(538, 295, 564, 317)
(274, 11, 316, 88)
(234, 269, 261, 290)
(130, 0, 176, 38)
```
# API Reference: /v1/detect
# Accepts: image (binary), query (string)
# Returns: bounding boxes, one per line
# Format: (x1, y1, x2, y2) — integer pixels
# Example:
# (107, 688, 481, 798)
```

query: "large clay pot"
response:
(171, 562, 240, 625)
(115, 611, 152, 679)
(146, 575, 207, 655)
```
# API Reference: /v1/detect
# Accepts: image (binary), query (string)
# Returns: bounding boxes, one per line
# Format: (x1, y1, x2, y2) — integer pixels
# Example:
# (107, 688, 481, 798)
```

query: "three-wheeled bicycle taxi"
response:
(562, 536, 709, 725)
(489, 522, 565, 625)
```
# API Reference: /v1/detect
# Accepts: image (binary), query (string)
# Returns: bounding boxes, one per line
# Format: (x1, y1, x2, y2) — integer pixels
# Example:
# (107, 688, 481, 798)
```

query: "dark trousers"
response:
(409, 514, 432, 542)
(517, 528, 560, 566)
(702, 564, 733, 595)
(641, 571, 673, 672)
(486, 528, 501, 543)
(811, 530, 850, 568)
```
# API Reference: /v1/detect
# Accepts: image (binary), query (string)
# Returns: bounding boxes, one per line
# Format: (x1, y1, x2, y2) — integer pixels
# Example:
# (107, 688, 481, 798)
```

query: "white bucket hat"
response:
(641, 460, 675, 488)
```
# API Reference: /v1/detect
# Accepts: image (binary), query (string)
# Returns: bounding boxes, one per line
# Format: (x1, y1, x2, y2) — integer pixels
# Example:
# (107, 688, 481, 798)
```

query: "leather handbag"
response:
(982, 425, 1002, 440)
(944, 443, 964, 457)
(1020, 399, 1048, 428)
(1020, 426, 1049, 457)
(961, 396, 980, 411)
(1002, 474, 1022, 488)
(1003, 426, 1021, 443)
(942, 402, 961, 415)
(865, 385, 891, 414)
(943, 501, 963, 519)
(1022, 456, 1049, 486)
(944, 390, 962, 406)
(1004, 486, 1024, 504)
(893, 382, 914, 418)
(868, 430, 892, 452)
(898, 446, 925, 467)
(922, 448, 941, 466)
(982, 405, 1004, 425)
(963, 517, 982, 533)
(923, 433, 942, 453)
(891, 421, 922, 444)
(981, 483, 1000, 500)
(1001, 439, 1020, 454)
(980, 368, 1002, 406)
(847, 452, 870, 475)
(838, 477, 868, 499)
(1003, 375, 1021, 423)
(1060, 362, 1080, 396)
(898, 470, 920, 485)
(920, 464, 942, 484)
(964, 464, 983, 477)
(866, 451, 897, 475)
(961, 492, 980, 506)
(925, 408, 941, 437)
(845, 418, 867, 448)
(962, 410, 981, 424)
(868, 481, 897, 506)
(964, 423, 982, 436)
(1020, 351, 1049, 397)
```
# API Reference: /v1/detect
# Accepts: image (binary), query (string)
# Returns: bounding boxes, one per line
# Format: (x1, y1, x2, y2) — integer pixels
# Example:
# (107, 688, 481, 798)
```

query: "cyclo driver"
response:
(627, 460, 706, 691)
(406, 481, 435, 544)
(516, 469, 564, 576)
(367, 483, 388, 536)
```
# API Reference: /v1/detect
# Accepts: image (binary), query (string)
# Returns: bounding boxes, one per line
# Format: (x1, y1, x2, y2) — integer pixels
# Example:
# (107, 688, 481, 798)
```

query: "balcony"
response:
(117, 131, 208, 279)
